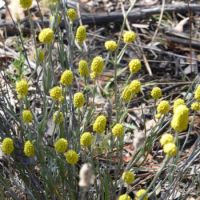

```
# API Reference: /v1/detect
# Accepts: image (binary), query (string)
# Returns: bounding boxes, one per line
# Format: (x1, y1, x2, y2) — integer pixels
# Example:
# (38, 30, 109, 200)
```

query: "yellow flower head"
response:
(54, 138, 68, 153)
(53, 111, 64, 124)
(112, 123, 124, 137)
(118, 194, 131, 200)
(38, 28, 54, 44)
(91, 56, 104, 76)
(160, 133, 174, 147)
(105, 40, 118, 52)
(93, 115, 107, 134)
(171, 105, 189, 132)
(78, 60, 89, 77)
(151, 87, 162, 100)
(80, 132, 92, 147)
(19, 0, 32, 9)
(194, 85, 200, 101)
(75, 25, 86, 45)
(1, 138, 14, 155)
(49, 86, 62, 101)
(173, 98, 185, 113)
(73, 92, 85, 108)
(129, 80, 141, 94)
(191, 102, 200, 111)
(121, 86, 133, 102)
(122, 171, 135, 185)
(67, 8, 77, 22)
(60, 70, 73, 86)
(16, 79, 28, 98)
(123, 31, 136, 43)
(65, 150, 79, 165)
(22, 109, 33, 123)
(163, 143, 177, 157)
(24, 141, 35, 157)
(157, 100, 170, 115)
(129, 59, 141, 74)
(135, 189, 148, 200)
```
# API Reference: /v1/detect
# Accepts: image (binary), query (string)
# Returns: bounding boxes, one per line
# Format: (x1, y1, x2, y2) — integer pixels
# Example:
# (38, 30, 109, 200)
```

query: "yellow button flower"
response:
(121, 86, 133, 102)
(160, 133, 174, 147)
(105, 40, 118, 52)
(78, 60, 89, 77)
(16, 79, 28, 98)
(173, 98, 185, 113)
(112, 123, 124, 137)
(73, 92, 85, 108)
(75, 25, 86, 45)
(194, 85, 200, 101)
(191, 102, 200, 111)
(129, 80, 141, 94)
(122, 171, 135, 185)
(163, 143, 177, 157)
(54, 138, 68, 153)
(65, 150, 79, 165)
(1, 138, 14, 155)
(157, 100, 170, 115)
(135, 189, 148, 200)
(60, 70, 73, 86)
(151, 87, 162, 100)
(49, 86, 62, 101)
(91, 56, 104, 76)
(53, 111, 64, 124)
(93, 115, 107, 134)
(80, 132, 92, 147)
(118, 194, 131, 200)
(123, 31, 136, 43)
(171, 105, 189, 132)
(67, 8, 77, 22)
(22, 109, 33, 123)
(38, 28, 54, 44)
(24, 141, 35, 157)
(19, 0, 32, 9)
(129, 59, 141, 74)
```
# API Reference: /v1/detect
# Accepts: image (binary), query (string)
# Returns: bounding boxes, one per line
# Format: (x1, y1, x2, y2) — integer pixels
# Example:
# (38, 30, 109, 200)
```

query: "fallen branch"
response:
(1, 3, 200, 32)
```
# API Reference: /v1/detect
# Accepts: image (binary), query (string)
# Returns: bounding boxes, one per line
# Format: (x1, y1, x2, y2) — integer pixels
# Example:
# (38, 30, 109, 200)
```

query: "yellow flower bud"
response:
(121, 86, 133, 102)
(128, 59, 141, 74)
(67, 8, 77, 22)
(122, 171, 135, 185)
(16, 79, 28, 98)
(173, 98, 185, 113)
(60, 70, 73, 86)
(65, 150, 79, 165)
(38, 28, 54, 44)
(160, 133, 174, 147)
(53, 111, 64, 124)
(49, 86, 62, 101)
(78, 60, 89, 77)
(157, 100, 170, 115)
(91, 56, 104, 76)
(105, 40, 118, 52)
(73, 92, 85, 108)
(118, 194, 131, 200)
(24, 141, 35, 157)
(54, 138, 68, 153)
(80, 132, 92, 147)
(1, 138, 14, 155)
(135, 189, 148, 200)
(93, 115, 107, 134)
(22, 109, 33, 123)
(163, 143, 177, 157)
(112, 123, 124, 137)
(123, 31, 136, 43)
(19, 0, 32, 9)
(129, 80, 141, 94)
(75, 25, 86, 45)
(191, 101, 200, 111)
(151, 87, 162, 100)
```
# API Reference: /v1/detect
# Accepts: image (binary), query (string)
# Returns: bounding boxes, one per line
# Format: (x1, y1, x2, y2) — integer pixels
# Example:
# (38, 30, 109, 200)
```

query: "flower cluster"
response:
(122, 170, 135, 184)
(67, 8, 77, 22)
(1, 138, 14, 155)
(105, 40, 118, 52)
(49, 86, 62, 101)
(157, 100, 170, 115)
(80, 132, 92, 147)
(38, 28, 54, 44)
(78, 60, 89, 77)
(93, 115, 107, 134)
(123, 31, 136, 43)
(128, 59, 141, 74)
(54, 138, 68, 153)
(19, 0, 32, 9)
(75, 25, 87, 45)
(22, 109, 33, 123)
(65, 150, 79, 165)
(16, 79, 28, 98)
(60, 70, 73, 86)
(73, 92, 85, 108)
(24, 141, 35, 157)
(112, 123, 124, 137)
(151, 87, 162, 100)
(91, 56, 104, 78)
(171, 105, 189, 132)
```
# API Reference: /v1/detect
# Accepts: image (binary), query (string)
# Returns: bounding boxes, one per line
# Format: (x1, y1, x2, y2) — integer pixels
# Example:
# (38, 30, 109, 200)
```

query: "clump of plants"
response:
(0, 0, 200, 199)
